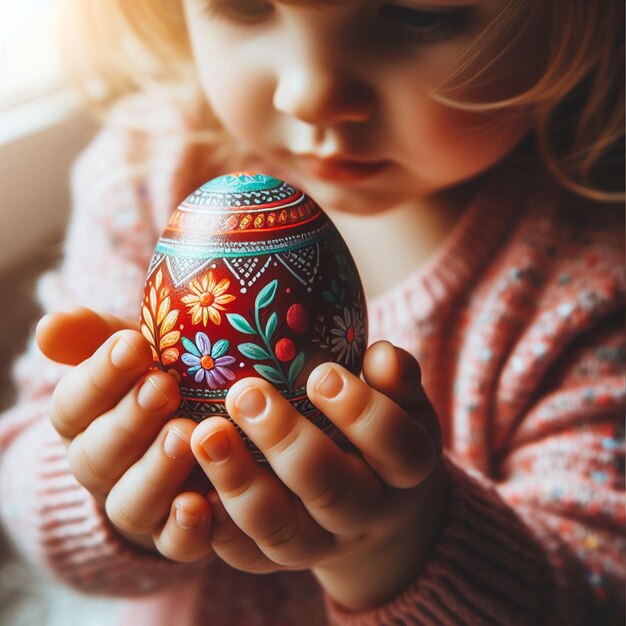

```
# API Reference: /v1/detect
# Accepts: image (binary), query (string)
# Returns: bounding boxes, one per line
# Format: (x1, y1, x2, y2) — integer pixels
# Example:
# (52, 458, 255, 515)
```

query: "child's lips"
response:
(295, 154, 392, 183)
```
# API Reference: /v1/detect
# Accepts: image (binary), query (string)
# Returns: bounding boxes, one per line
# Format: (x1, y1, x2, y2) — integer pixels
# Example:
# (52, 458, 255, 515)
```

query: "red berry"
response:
(286, 303, 309, 334)
(275, 337, 296, 362)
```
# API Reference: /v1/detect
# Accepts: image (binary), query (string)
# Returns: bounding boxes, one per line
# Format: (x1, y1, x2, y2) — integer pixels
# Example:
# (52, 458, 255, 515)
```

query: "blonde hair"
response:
(59, 0, 624, 202)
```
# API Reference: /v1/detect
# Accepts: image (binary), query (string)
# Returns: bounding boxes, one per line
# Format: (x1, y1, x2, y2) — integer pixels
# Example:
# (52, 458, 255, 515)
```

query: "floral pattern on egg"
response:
(141, 172, 368, 459)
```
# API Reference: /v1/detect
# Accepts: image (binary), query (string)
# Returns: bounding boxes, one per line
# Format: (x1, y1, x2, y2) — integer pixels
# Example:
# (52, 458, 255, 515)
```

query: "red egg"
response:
(141, 172, 367, 462)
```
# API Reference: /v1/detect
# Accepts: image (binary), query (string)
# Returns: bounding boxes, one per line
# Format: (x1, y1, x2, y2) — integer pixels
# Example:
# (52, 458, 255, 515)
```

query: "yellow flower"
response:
(181, 272, 236, 326)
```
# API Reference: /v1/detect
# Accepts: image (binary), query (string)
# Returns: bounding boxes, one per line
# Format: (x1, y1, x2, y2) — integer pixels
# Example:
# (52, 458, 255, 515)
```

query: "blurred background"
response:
(0, 1, 110, 624)
(0, 0, 95, 411)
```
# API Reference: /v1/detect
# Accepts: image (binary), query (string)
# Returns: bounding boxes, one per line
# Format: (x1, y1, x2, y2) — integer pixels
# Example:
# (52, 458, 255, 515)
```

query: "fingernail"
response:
(163, 428, 190, 460)
(315, 368, 343, 399)
(200, 429, 230, 463)
(175, 504, 201, 530)
(235, 388, 266, 421)
(137, 376, 169, 411)
(111, 336, 142, 370)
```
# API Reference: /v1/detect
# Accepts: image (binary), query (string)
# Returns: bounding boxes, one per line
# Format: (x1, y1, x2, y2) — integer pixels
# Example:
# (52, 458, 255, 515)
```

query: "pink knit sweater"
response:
(0, 94, 624, 625)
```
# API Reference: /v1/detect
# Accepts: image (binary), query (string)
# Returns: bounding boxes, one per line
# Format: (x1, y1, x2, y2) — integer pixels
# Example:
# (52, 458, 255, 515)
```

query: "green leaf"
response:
(211, 339, 230, 359)
(182, 336, 201, 357)
(238, 342, 272, 360)
(265, 312, 278, 340)
(226, 313, 257, 335)
(288, 351, 305, 387)
(253, 364, 285, 385)
(256, 279, 278, 311)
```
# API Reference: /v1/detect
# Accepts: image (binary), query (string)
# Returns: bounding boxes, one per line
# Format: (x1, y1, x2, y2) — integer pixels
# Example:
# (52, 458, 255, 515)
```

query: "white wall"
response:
(0, 104, 96, 272)
(0, 103, 97, 411)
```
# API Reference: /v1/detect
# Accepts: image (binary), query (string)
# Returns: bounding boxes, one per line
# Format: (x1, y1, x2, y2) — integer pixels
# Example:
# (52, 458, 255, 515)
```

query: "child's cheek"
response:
(435, 104, 532, 175)
(186, 23, 272, 149)
(395, 93, 533, 186)
(195, 58, 263, 145)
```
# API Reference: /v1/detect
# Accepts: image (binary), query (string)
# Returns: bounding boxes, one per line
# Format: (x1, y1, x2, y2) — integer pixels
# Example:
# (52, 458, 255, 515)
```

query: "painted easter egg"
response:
(140, 172, 367, 460)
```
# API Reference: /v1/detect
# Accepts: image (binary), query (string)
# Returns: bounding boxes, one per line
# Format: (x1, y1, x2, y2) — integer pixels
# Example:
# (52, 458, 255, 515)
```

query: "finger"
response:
(67, 370, 181, 496)
(36, 307, 137, 365)
(105, 418, 198, 536)
(152, 491, 213, 563)
(307, 363, 436, 490)
(50, 329, 155, 440)
(362, 341, 442, 451)
(207, 492, 278, 574)
(225, 378, 385, 534)
(190, 417, 334, 569)
(362, 341, 424, 410)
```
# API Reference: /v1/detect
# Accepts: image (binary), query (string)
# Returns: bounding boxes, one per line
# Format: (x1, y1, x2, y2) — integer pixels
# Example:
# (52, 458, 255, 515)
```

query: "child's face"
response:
(183, 0, 546, 214)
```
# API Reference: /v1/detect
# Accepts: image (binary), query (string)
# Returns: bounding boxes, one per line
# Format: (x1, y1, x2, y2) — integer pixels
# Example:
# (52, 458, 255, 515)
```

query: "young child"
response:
(1, 0, 624, 624)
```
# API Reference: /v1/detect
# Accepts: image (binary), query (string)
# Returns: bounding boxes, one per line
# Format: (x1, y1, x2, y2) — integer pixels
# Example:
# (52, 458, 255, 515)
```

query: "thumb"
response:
(36, 307, 138, 365)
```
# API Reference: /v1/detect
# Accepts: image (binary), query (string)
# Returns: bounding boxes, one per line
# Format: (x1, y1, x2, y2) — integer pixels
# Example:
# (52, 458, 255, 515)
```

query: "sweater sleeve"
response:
(326, 334, 624, 626)
(0, 95, 215, 595)
(325, 206, 625, 625)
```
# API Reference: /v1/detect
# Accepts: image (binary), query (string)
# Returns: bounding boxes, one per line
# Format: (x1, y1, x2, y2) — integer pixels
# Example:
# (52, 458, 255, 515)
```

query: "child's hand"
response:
(190, 340, 448, 611)
(36, 308, 214, 562)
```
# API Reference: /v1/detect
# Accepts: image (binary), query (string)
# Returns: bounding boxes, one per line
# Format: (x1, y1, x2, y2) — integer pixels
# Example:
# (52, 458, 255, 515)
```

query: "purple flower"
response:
(181, 332, 236, 389)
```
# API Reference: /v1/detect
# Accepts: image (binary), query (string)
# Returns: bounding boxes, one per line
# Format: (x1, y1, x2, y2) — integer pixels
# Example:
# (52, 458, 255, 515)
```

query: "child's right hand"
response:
(36, 307, 214, 562)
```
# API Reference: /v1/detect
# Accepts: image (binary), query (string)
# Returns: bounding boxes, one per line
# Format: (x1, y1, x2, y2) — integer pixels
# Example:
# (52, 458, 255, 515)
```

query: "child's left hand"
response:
(190, 340, 448, 611)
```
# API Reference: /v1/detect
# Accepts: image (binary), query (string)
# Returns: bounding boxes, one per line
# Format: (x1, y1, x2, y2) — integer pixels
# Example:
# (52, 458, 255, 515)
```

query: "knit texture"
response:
(1, 94, 624, 625)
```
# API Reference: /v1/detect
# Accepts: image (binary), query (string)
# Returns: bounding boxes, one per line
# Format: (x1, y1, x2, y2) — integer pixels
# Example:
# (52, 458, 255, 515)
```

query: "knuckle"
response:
(348, 391, 378, 432)
(68, 440, 113, 495)
(109, 411, 147, 448)
(264, 419, 305, 458)
(237, 552, 275, 574)
(217, 475, 255, 501)
(306, 466, 354, 511)
(85, 361, 120, 402)
(214, 538, 273, 573)
(259, 511, 300, 549)
(211, 536, 243, 564)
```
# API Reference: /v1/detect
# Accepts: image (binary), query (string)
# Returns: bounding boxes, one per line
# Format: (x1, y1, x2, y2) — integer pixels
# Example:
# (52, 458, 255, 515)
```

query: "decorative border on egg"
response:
(154, 220, 335, 258)
(184, 181, 295, 208)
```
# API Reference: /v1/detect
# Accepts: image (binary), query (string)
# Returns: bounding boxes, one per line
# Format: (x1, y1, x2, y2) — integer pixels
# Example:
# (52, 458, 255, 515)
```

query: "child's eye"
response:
(379, 4, 472, 43)
(201, 0, 274, 24)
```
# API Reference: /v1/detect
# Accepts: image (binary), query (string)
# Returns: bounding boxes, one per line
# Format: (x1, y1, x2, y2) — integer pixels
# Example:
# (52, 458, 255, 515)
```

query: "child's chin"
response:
(312, 184, 407, 217)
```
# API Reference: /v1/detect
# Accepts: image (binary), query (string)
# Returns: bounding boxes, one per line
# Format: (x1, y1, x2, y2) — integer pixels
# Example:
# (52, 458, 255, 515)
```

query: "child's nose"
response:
(272, 60, 376, 126)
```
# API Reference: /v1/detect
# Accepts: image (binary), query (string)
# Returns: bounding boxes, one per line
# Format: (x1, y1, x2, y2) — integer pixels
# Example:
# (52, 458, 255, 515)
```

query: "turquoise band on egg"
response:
(156, 223, 335, 258)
